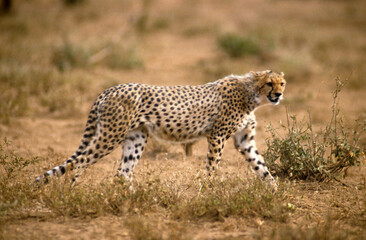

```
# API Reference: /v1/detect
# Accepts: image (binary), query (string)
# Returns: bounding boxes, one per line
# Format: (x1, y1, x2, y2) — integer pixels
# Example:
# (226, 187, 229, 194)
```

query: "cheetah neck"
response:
(247, 81, 275, 111)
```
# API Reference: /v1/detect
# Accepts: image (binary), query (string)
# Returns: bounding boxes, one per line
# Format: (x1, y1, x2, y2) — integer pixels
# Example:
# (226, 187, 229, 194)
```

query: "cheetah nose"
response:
(274, 93, 282, 97)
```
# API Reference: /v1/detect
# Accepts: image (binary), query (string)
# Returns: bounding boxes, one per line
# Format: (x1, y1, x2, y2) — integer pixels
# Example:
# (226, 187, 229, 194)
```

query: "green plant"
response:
(0, 138, 39, 181)
(52, 41, 90, 72)
(217, 33, 261, 58)
(0, 138, 39, 222)
(265, 78, 365, 182)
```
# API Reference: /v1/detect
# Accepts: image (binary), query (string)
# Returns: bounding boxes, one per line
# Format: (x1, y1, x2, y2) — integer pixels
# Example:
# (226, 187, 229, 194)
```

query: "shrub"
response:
(217, 33, 261, 58)
(265, 78, 365, 182)
(0, 138, 39, 222)
(0, 138, 39, 181)
(52, 41, 90, 72)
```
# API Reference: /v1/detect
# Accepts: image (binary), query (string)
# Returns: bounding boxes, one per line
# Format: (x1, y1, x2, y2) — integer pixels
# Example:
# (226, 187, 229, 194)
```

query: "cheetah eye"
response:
(266, 82, 272, 87)
(280, 82, 285, 87)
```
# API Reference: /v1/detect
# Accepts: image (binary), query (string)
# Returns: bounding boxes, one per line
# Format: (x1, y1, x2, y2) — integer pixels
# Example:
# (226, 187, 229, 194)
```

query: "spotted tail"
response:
(35, 100, 100, 184)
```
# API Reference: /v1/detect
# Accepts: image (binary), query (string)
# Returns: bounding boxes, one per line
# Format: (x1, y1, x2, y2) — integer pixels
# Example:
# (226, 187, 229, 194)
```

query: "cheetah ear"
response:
(249, 71, 256, 80)
(280, 72, 285, 77)
(250, 71, 262, 81)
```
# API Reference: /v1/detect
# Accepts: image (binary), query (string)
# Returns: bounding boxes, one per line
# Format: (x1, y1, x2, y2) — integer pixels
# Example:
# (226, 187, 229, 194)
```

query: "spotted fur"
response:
(35, 70, 286, 187)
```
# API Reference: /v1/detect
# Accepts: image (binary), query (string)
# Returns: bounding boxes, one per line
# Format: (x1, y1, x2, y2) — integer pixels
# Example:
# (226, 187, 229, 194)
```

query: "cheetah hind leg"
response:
(34, 94, 133, 186)
(41, 112, 129, 186)
(69, 130, 126, 186)
(34, 129, 123, 186)
(115, 127, 149, 183)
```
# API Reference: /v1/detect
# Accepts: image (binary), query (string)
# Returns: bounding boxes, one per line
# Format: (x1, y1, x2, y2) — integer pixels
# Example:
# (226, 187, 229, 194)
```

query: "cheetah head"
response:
(251, 70, 286, 105)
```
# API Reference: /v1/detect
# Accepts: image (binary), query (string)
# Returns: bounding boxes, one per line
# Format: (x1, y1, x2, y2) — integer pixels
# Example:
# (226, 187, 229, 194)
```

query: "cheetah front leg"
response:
(206, 136, 227, 175)
(233, 124, 277, 189)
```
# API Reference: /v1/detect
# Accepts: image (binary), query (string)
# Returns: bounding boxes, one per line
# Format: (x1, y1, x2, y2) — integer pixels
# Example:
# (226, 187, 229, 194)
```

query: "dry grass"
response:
(1, 137, 365, 239)
(0, 145, 289, 222)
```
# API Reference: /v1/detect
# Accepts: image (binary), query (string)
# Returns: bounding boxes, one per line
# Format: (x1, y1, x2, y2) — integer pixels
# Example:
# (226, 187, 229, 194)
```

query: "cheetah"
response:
(35, 70, 286, 187)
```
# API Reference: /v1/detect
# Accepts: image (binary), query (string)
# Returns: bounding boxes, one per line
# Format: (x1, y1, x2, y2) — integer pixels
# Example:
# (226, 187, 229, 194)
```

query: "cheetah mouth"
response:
(267, 96, 280, 104)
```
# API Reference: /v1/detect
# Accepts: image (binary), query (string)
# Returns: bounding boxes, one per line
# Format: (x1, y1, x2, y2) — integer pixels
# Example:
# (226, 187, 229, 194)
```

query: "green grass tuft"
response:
(217, 33, 262, 58)
(52, 41, 90, 72)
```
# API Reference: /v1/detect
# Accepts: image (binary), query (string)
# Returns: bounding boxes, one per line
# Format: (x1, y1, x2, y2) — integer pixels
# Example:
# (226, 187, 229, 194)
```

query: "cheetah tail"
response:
(34, 160, 73, 184)
(34, 100, 101, 185)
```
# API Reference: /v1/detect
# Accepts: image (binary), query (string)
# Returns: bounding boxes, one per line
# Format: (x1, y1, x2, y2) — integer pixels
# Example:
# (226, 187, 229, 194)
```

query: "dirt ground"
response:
(1, 0, 366, 239)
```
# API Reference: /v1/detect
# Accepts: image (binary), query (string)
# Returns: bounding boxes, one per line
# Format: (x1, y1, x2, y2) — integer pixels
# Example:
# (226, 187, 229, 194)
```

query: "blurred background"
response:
(0, 0, 365, 132)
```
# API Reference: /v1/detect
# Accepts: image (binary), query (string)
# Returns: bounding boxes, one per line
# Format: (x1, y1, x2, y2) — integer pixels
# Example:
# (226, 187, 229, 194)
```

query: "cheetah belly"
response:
(142, 119, 213, 143)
